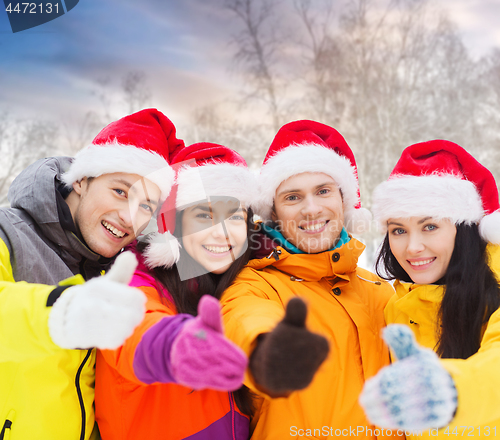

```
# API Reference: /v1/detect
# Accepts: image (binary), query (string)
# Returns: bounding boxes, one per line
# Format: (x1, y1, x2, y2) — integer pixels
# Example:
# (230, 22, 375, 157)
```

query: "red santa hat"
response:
(372, 140, 500, 244)
(255, 120, 371, 234)
(62, 108, 184, 201)
(143, 142, 257, 269)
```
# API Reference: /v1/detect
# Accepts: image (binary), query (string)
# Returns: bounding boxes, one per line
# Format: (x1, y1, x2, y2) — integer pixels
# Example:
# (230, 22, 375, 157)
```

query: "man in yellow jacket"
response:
(0, 109, 183, 440)
(220, 120, 403, 439)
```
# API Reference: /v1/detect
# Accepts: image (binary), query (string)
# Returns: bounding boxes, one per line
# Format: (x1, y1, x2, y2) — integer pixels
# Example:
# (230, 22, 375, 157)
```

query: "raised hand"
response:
(48, 251, 146, 349)
(360, 324, 457, 431)
(250, 297, 329, 396)
(170, 295, 248, 391)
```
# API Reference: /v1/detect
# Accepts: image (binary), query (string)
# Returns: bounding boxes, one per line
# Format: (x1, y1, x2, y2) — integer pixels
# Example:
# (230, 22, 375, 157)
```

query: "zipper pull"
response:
(266, 248, 282, 261)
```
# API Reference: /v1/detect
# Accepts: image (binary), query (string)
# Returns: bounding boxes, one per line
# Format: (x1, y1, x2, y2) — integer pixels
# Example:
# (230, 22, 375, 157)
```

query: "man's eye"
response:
(318, 189, 329, 195)
(285, 195, 298, 201)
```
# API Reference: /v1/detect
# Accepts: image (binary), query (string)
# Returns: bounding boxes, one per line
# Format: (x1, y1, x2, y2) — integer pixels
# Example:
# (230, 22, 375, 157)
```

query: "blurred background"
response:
(1, 0, 499, 265)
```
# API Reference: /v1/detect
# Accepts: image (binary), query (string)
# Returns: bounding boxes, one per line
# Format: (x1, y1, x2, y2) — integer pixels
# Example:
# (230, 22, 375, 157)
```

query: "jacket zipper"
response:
(76, 349, 93, 440)
(0, 420, 12, 440)
(229, 392, 236, 440)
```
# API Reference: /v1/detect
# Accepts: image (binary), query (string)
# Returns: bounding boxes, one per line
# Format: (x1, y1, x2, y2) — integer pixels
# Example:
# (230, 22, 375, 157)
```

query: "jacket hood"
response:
(247, 236, 365, 282)
(8, 157, 102, 266)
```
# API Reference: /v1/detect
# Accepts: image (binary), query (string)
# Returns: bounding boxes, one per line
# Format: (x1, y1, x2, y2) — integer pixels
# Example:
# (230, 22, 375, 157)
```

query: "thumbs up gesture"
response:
(170, 295, 248, 391)
(359, 324, 457, 431)
(249, 297, 329, 397)
(48, 251, 146, 350)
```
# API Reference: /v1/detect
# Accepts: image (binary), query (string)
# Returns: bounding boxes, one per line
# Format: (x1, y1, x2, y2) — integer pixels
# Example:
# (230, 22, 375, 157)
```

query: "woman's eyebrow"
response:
(387, 221, 404, 226)
(417, 217, 433, 224)
(192, 205, 211, 212)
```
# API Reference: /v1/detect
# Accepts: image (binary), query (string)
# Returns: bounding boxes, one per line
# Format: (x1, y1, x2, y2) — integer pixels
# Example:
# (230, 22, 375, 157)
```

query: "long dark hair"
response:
(137, 207, 257, 415)
(376, 223, 500, 359)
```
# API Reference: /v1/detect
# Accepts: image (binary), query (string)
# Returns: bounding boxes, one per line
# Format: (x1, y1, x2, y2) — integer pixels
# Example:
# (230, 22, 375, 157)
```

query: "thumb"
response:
(104, 251, 138, 284)
(197, 295, 223, 333)
(383, 324, 421, 361)
(283, 297, 307, 328)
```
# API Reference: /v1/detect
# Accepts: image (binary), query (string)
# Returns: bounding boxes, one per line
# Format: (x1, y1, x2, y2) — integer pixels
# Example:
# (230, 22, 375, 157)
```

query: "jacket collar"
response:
(260, 223, 351, 254)
(247, 236, 364, 282)
(393, 280, 444, 304)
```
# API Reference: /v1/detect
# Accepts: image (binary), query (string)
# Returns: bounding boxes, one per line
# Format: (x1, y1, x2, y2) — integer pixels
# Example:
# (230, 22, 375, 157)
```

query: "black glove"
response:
(250, 297, 329, 396)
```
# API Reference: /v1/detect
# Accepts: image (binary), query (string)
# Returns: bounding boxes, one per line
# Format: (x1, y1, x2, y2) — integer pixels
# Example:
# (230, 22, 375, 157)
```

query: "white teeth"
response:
(203, 245, 231, 254)
(409, 258, 434, 266)
(301, 222, 326, 231)
(102, 221, 125, 238)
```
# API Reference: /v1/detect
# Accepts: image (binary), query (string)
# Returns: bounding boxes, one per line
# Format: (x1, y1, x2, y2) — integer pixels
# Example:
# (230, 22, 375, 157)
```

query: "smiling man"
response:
(220, 120, 403, 439)
(0, 109, 184, 440)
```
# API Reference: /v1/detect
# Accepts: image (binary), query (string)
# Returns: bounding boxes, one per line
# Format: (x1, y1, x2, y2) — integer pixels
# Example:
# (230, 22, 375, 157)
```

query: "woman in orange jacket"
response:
(95, 143, 258, 440)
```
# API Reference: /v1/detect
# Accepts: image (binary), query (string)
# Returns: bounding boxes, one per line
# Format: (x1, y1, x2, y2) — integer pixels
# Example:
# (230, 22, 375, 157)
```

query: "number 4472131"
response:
(5, 3, 59, 14)
(443, 426, 497, 436)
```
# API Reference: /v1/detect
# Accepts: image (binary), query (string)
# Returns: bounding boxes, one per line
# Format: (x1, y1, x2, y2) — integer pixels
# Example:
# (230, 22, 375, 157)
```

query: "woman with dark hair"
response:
(95, 143, 258, 440)
(360, 140, 500, 439)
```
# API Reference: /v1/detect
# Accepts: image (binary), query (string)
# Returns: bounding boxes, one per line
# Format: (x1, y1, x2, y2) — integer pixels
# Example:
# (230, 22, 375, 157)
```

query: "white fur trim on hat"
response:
(479, 210, 500, 244)
(255, 144, 361, 229)
(175, 163, 258, 210)
(143, 231, 181, 269)
(372, 174, 484, 231)
(62, 143, 175, 201)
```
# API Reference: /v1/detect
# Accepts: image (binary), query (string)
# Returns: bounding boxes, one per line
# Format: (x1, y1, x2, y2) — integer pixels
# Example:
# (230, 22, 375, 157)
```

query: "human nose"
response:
(301, 195, 322, 217)
(118, 204, 135, 230)
(209, 221, 228, 239)
(406, 232, 425, 254)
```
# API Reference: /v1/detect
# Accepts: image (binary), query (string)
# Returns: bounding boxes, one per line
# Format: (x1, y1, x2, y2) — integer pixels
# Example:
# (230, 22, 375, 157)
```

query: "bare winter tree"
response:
(224, 0, 285, 131)
(292, 0, 343, 122)
(221, 0, 500, 264)
(60, 111, 103, 156)
(184, 103, 269, 169)
(0, 114, 59, 205)
(58, 70, 153, 157)
(122, 71, 152, 114)
(0, 70, 153, 204)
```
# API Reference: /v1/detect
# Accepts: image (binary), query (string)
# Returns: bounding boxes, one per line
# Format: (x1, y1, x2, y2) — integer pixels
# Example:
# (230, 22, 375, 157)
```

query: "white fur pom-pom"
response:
(479, 211, 500, 244)
(344, 207, 373, 235)
(143, 231, 181, 269)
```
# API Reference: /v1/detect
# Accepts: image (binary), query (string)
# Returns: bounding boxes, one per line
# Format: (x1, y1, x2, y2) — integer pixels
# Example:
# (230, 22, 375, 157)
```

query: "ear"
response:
(271, 205, 277, 223)
(72, 178, 87, 196)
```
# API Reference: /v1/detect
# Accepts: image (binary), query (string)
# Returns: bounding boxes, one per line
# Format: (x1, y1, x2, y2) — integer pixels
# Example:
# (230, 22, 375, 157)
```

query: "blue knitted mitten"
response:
(359, 324, 458, 431)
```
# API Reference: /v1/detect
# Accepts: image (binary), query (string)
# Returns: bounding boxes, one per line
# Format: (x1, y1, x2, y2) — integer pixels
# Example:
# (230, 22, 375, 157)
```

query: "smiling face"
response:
(181, 197, 248, 275)
(387, 216, 457, 284)
(272, 172, 345, 253)
(69, 172, 160, 258)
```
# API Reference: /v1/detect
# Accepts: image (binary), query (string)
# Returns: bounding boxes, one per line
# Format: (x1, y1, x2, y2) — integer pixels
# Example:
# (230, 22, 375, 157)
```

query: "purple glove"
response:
(170, 295, 248, 391)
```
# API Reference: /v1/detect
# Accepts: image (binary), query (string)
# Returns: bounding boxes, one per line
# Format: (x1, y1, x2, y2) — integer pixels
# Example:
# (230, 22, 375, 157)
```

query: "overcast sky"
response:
(1, 0, 499, 132)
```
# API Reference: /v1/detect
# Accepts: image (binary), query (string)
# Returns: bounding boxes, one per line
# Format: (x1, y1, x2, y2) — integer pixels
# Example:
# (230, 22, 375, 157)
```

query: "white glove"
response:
(359, 324, 457, 431)
(48, 251, 147, 349)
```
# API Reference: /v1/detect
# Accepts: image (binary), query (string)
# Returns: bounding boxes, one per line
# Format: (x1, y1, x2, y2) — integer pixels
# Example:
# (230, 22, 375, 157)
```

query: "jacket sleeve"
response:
(98, 273, 193, 385)
(0, 237, 85, 362)
(441, 308, 500, 428)
(220, 267, 286, 391)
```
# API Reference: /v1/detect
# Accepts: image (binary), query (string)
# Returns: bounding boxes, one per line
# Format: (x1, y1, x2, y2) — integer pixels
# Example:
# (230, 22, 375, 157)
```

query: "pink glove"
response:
(170, 295, 248, 391)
